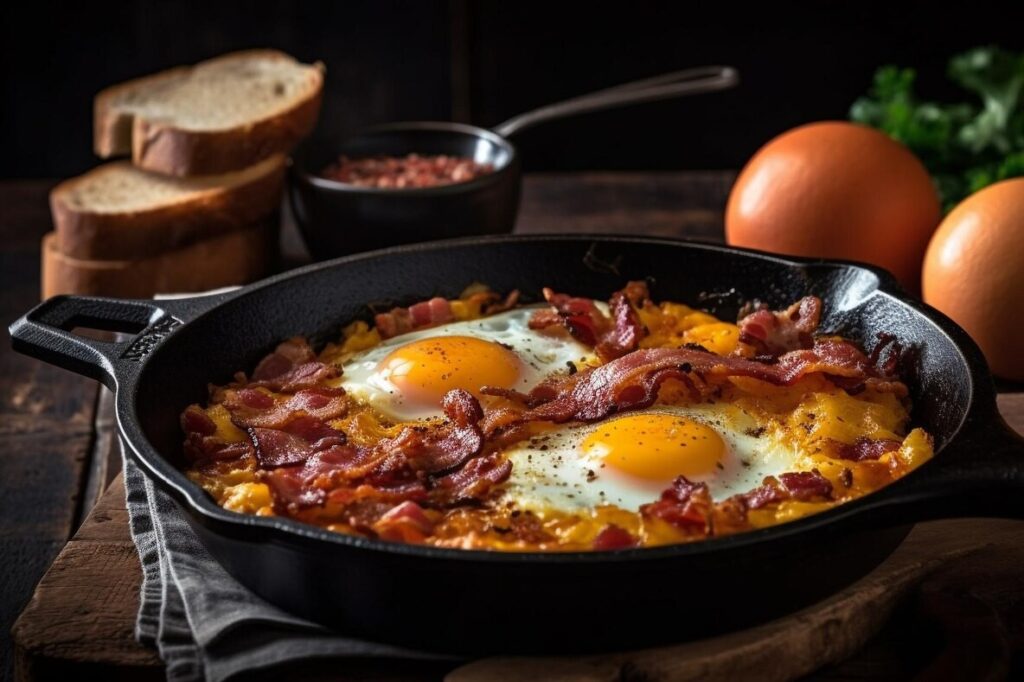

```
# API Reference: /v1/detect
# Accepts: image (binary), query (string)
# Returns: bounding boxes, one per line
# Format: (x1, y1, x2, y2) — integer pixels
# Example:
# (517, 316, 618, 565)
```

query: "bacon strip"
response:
(372, 501, 436, 543)
(495, 336, 906, 426)
(529, 281, 649, 362)
(224, 387, 348, 429)
(251, 337, 316, 380)
(181, 404, 216, 436)
(375, 296, 454, 339)
(262, 441, 421, 511)
(739, 470, 834, 510)
(640, 476, 712, 531)
(430, 453, 512, 503)
(249, 361, 341, 393)
(378, 389, 484, 474)
(181, 405, 254, 461)
(249, 414, 348, 467)
(256, 389, 495, 510)
(598, 286, 646, 360)
(738, 296, 822, 356)
(243, 337, 342, 393)
(262, 467, 331, 508)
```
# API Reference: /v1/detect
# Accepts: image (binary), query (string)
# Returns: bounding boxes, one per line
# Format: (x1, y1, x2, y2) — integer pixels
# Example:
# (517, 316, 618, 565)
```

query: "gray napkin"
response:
(121, 442, 455, 682)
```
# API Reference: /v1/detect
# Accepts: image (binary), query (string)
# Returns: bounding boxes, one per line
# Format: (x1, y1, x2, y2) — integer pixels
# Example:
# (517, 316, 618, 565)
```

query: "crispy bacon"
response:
(181, 404, 216, 436)
(249, 361, 341, 393)
(494, 335, 906, 426)
(261, 442, 414, 511)
(253, 389, 494, 509)
(241, 337, 342, 394)
(529, 282, 650, 362)
(593, 524, 637, 550)
(262, 466, 329, 508)
(251, 337, 316, 381)
(482, 289, 520, 315)
(740, 481, 786, 510)
(334, 480, 430, 505)
(184, 436, 252, 462)
(834, 437, 902, 462)
(381, 390, 484, 474)
(249, 414, 348, 467)
(597, 286, 646, 360)
(430, 453, 512, 503)
(372, 501, 436, 543)
(373, 290, 521, 340)
(738, 296, 822, 356)
(181, 405, 254, 461)
(224, 386, 348, 428)
(740, 469, 834, 510)
(375, 296, 454, 339)
(530, 288, 605, 345)
(779, 471, 834, 500)
(640, 476, 712, 531)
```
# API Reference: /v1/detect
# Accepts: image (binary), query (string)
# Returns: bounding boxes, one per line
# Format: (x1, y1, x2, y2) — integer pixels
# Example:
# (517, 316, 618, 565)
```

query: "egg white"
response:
(497, 403, 813, 513)
(339, 306, 597, 421)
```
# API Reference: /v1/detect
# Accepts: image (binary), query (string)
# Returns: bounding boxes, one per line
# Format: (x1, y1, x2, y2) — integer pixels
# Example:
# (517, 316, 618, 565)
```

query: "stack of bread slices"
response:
(43, 49, 324, 299)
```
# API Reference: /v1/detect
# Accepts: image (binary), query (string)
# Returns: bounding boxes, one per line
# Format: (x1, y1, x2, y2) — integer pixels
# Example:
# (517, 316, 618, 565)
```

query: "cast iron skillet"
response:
(9, 236, 1024, 654)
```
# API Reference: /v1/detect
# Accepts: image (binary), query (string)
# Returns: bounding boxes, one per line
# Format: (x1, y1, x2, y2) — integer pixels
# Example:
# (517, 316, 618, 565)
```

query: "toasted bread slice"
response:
(41, 217, 278, 300)
(50, 154, 285, 260)
(95, 49, 323, 176)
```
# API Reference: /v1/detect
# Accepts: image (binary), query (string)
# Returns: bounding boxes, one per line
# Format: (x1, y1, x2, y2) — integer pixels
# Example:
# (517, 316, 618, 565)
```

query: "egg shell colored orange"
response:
(725, 121, 941, 292)
(922, 178, 1024, 381)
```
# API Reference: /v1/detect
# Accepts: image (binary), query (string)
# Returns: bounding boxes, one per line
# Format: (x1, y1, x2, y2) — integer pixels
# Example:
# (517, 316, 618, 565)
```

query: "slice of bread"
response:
(41, 216, 278, 300)
(95, 49, 323, 176)
(50, 154, 285, 260)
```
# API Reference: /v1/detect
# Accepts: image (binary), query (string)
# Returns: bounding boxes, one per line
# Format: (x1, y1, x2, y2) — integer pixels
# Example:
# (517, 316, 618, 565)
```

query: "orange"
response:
(922, 178, 1024, 381)
(725, 121, 941, 292)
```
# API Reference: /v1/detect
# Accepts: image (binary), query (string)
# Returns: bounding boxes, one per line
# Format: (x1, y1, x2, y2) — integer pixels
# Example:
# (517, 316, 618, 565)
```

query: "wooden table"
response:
(3, 173, 1022, 681)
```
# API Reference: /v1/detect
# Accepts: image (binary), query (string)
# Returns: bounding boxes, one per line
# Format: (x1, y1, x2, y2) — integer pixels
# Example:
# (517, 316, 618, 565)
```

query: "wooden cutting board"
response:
(12, 394, 1024, 681)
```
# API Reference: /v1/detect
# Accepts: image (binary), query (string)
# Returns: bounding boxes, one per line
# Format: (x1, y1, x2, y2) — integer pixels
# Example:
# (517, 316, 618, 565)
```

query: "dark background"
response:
(2, 0, 1023, 179)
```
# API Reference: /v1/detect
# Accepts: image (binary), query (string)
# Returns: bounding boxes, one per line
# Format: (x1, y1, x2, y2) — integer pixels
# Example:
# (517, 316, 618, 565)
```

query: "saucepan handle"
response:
(8, 292, 229, 389)
(867, 416, 1024, 522)
(492, 65, 739, 138)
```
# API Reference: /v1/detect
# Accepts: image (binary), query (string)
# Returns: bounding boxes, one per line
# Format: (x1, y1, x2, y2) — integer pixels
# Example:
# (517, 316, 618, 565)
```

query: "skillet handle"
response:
(492, 65, 739, 138)
(8, 292, 227, 389)
(879, 417, 1024, 521)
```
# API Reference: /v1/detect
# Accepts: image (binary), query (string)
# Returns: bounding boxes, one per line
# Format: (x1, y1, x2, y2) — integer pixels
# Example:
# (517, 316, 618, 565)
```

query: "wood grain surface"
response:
(0, 181, 99, 682)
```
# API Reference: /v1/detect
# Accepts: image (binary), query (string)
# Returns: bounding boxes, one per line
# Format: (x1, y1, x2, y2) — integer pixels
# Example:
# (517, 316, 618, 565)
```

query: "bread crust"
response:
(50, 158, 285, 260)
(94, 50, 323, 176)
(41, 215, 279, 300)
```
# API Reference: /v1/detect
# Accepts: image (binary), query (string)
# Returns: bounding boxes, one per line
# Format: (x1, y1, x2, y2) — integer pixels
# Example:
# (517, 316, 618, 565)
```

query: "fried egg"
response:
(340, 307, 597, 421)
(499, 403, 810, 513)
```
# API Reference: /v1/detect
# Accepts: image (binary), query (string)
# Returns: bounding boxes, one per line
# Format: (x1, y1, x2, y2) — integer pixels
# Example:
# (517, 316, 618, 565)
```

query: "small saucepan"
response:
(289, 66, 738, 258)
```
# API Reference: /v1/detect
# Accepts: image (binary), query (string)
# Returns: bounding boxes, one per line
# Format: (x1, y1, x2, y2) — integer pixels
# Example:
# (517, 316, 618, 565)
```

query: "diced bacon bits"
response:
(529, 281, 650, 362)
(593, 524, 637, 550)
(321, 154, 495, 189)
(737, 296, 822, 356)
(375, 297, 455, 340)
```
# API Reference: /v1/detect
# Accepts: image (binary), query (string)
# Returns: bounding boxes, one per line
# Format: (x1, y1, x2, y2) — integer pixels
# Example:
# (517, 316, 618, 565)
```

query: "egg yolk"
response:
(582, 413, 725, 481)
(376, 335, 522, 405)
